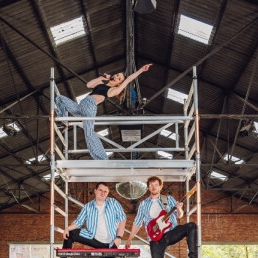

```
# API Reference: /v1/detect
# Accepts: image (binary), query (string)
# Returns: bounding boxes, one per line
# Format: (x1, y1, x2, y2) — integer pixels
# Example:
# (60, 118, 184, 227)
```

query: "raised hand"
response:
(141, 63, 153, 72)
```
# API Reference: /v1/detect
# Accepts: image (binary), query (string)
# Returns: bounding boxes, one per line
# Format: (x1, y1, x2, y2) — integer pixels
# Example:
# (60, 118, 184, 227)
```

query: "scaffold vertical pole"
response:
(193, 66, 202, 257)
(50, 67, 55, 258)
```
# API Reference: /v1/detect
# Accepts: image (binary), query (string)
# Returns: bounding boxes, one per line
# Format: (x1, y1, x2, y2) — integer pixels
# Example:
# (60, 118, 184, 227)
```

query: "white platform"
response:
(55, 159, 196, 182)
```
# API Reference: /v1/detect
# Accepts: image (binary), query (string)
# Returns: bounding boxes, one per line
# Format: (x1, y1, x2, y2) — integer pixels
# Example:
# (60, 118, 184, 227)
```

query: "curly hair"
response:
(147, 176, 163, 188)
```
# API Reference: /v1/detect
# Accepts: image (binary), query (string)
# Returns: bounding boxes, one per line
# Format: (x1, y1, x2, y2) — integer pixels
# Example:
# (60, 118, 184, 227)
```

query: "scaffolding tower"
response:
(49, 66, 202, 258)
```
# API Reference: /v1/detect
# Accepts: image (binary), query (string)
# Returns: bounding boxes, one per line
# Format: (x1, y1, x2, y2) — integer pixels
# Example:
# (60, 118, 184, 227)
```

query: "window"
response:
(178, 14, 213, 44)
(50, 16, 87, 45)
(167, 88, 188, 104)
(202, 244, 258, 257)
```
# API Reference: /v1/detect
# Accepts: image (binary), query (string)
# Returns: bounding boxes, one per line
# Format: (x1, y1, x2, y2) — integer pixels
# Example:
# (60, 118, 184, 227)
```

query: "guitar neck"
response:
(162, 189, 196, 221)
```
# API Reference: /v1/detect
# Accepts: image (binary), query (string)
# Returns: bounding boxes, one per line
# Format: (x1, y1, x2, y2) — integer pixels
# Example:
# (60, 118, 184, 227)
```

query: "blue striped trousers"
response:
(55, 95, 108, 160)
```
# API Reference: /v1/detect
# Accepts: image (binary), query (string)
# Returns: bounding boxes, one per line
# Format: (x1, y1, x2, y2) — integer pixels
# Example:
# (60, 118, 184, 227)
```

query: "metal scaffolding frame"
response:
(49, 67, 202, 258)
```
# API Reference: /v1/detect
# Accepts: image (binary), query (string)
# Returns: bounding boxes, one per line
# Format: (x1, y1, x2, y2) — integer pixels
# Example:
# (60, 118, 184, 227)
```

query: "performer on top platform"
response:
(55, 64, 152, 160)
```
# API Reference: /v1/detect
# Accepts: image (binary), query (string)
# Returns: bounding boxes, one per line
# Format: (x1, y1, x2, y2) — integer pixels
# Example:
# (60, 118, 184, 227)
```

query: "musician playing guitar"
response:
(125, 176, 197, 258)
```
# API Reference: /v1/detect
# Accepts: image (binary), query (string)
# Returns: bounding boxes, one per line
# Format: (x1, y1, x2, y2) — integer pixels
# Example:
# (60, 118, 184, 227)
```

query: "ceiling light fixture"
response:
(3, 123, 17, 136)
(238, 120, 254, 137)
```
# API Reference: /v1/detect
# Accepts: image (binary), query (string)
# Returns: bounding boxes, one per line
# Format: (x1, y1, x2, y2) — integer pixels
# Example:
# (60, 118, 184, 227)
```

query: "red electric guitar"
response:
(147, 187, 197, 241)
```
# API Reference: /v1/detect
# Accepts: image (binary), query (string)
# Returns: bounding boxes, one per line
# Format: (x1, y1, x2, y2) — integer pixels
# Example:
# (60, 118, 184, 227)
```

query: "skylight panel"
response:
(210, 171, 228, 182)
(160, 129, 177, 140)
(25, 154, 46, 165)
(106, 152, 113, 157)
(167, 88, 188, 104)
(43, 172, 59, 181)
(253, 121, 258, 135)
(0, 122, 20, 139)
(157, 151, 173, 159)
(178, 14, 213, 44)
(98, 129, 109, 137)
(50, 16, 86, 45)
(223, 154, 244, 165)
(76, 92, 90, 103)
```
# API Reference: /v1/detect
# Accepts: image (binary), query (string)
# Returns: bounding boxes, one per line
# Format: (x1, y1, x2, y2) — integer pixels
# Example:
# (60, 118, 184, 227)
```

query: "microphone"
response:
(99, 73, 110, 84)
(98, 73, 108, 78)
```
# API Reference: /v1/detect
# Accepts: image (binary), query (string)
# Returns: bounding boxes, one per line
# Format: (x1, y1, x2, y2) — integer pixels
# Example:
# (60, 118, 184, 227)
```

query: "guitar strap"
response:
(160, 195, 169, 212)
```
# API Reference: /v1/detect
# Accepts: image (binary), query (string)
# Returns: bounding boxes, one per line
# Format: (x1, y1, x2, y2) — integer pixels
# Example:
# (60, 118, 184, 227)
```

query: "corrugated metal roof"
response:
(0, 0, 258, 210)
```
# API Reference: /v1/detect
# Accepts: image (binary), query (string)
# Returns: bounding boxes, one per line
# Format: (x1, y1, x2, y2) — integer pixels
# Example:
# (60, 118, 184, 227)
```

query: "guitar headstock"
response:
(185, 187, 197, 198)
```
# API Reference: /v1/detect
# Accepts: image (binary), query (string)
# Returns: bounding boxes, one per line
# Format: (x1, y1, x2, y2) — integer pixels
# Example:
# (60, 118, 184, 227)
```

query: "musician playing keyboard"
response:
(62, 182, 126, 253)
(125, 176, 197, 258)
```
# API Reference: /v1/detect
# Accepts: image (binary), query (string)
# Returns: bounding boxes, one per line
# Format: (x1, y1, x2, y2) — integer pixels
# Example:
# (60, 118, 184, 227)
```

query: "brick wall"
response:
(1, 186, 258, 258)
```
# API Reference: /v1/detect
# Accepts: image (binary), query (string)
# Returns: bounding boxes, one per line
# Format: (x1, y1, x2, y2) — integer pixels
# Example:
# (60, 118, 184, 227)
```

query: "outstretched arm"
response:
(107, 63, 153, 98)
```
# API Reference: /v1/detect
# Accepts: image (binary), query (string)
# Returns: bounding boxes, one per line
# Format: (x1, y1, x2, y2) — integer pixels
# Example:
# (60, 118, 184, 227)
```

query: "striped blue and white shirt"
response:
(134, 195, 178, 241)
(74, 197, 126, 243)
